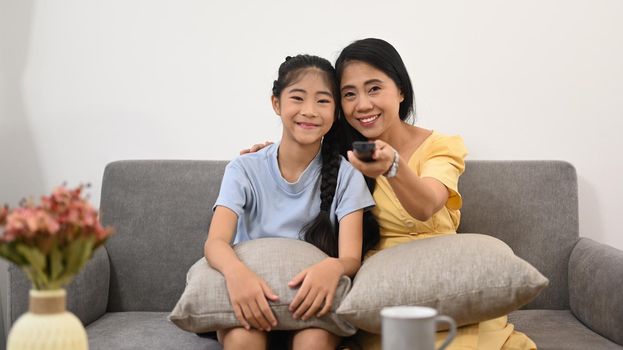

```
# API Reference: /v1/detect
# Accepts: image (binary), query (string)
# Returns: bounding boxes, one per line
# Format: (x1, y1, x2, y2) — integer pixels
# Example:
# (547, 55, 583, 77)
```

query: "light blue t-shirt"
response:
(214, 142, 375, 244)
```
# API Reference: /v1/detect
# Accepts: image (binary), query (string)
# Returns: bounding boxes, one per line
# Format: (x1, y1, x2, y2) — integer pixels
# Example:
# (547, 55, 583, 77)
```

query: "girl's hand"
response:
(239, 141, 274, 155)
(347, 139, 396, 178)
(224, 264, 280, 331)
(288, 258, 344, 320)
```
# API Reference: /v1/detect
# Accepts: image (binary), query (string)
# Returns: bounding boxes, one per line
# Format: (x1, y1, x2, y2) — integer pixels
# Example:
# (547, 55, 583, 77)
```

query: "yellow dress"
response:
(356, 131, 536, 350)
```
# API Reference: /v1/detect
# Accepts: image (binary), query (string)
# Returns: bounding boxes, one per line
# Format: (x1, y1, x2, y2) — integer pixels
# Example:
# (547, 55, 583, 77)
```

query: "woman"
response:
(334, 38, 536, 350)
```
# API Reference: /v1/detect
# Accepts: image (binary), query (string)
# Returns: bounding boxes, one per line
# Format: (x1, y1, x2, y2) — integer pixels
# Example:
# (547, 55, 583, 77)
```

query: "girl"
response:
(204, 54, 375, 350)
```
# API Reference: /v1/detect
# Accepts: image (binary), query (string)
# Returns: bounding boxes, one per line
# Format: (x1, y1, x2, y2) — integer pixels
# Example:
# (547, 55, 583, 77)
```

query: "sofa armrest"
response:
(0, 246, 110, 334)
(569, 237, 623, 346)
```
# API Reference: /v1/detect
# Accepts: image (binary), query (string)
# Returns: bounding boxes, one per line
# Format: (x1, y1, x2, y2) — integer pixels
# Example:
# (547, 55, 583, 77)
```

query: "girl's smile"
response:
(296, 121, 321, 130)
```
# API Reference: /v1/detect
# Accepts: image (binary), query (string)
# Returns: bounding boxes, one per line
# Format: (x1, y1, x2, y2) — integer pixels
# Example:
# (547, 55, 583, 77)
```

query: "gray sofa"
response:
(1, 160, 622, 350)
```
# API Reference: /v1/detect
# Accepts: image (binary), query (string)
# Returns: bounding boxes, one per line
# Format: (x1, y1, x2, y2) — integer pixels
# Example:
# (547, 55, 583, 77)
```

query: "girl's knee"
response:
(218, 327, 268, 350)
(292, 328, 340, 350)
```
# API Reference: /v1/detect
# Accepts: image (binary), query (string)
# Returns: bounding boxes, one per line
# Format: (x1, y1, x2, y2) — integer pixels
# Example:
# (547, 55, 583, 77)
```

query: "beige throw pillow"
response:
(336, 234, 549, 334)
(169, 237, 355, 336)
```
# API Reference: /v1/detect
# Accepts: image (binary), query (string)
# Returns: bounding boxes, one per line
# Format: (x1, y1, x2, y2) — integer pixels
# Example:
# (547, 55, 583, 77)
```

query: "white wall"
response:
(1, 0, 622, 249)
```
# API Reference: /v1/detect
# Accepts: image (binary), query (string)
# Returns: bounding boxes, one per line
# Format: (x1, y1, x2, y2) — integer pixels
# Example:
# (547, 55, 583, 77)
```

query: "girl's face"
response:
(340, 61, 404, 140)
(272, 69, 336, 147)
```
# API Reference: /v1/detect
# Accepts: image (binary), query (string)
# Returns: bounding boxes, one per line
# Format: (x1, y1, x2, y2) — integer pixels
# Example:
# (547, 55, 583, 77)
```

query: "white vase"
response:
(7, 289, 88, 350)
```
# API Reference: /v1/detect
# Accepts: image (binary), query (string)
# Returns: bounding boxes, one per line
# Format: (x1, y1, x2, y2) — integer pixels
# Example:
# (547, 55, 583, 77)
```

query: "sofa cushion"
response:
(508, 309, 623, 350)
(86, 312, 221, 350)
(336, 234, 549, 333)
(169, 238, 355, 336)
(100, 160, 229, 312)
(458, 160, 579, 310)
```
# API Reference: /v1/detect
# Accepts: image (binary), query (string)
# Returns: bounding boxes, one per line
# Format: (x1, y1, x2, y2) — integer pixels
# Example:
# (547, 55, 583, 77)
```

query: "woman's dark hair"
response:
(335, 123, 380, 257)
(333, 38, 416, 256)
(335, 38, 415, 121)
(272, 54, 342, 257)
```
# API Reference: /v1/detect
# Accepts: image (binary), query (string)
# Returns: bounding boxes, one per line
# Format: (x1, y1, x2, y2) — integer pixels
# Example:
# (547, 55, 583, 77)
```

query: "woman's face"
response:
(340, 61, 403, 140)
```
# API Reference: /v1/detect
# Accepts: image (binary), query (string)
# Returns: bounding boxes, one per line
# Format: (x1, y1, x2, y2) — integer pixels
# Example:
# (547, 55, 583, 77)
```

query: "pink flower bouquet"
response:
(0, 185, 113, 290)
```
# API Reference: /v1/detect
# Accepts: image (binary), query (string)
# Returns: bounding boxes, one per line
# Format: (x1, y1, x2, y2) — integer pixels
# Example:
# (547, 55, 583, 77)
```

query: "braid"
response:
(271, 54, 341, 257)
(301, 123, 341, 257)
(319, 128, 341, 212)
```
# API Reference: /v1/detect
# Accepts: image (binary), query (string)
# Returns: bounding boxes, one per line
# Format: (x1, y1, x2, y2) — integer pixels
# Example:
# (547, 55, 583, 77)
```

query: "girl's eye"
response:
(318, 99, 332, 104)
(290, 96, 303, 101)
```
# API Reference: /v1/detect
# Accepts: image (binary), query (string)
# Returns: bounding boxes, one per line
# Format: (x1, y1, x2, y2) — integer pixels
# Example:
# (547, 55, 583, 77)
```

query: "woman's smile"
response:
(355, 114, 381, 127)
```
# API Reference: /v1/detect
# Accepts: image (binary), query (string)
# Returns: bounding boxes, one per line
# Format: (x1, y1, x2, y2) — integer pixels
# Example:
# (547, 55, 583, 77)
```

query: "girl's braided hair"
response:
(272, 54, 342, 257)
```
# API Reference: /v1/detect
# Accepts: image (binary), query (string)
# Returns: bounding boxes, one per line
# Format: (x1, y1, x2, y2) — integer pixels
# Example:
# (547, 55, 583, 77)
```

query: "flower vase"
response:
(7, 289, 88, 350)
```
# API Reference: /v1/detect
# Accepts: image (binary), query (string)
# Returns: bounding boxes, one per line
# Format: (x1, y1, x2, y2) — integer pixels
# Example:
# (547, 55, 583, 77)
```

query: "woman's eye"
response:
(343, 92, 355, 98)
(369, 86, 381, 93)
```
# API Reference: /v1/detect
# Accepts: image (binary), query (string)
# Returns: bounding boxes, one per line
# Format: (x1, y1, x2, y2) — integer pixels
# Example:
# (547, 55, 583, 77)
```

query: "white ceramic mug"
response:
(381, 306, 457, 350)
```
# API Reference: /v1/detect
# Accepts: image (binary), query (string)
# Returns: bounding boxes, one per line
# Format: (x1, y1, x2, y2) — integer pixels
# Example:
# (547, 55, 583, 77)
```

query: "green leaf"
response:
(65, 237, 95, 276)
(79, 236, 96, 268)
(50, 242, 63, 281)
(0, 243, 28, 266)
(65, 239, 82, 275)
(16, 244, 46, 272)
(15, 244, 53, 290)
(3, 236, 98, 290)
(52, 274, 75, 289)
(23, 265, 49, 290)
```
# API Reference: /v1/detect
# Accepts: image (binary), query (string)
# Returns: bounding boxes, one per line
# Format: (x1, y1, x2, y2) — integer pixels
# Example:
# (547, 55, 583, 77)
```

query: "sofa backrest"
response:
(100, 160, 228, 312)
(100, 159, 579, 312)
(458, 160, 579, 310)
